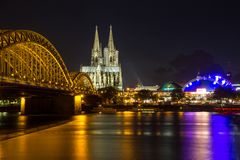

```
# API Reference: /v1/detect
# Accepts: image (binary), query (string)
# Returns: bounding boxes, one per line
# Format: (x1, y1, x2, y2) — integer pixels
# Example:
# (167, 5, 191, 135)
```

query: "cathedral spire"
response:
(108, 25, 115, 51)
(93, 25, 100, 52)
(91, 26, 101, 66)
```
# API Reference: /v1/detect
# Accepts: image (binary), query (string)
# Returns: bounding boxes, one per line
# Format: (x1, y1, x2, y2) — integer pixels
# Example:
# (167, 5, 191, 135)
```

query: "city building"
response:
(160, 82, 182, 92)
(134, 84, 159, 91)
(158, 82, 182, 102)
(183, 74, 232, 99)
(80, 26, 123, 90)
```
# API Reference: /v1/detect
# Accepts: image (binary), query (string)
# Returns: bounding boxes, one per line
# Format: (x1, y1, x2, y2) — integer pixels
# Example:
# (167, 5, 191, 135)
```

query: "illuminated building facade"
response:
(183, 74, 232, 98)
(134, 84, 159, 91)
(80, 26, 123, 90)
(159, 82, 182, 102)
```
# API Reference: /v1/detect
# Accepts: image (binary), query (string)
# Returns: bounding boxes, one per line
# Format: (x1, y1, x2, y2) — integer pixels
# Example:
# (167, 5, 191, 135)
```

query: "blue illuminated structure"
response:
(183, 74, 232, 92)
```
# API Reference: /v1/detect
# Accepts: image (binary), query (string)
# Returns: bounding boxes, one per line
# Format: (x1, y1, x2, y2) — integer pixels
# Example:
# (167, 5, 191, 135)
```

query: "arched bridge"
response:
(0, 29, 95, 114)
(0, 30, 94, 96)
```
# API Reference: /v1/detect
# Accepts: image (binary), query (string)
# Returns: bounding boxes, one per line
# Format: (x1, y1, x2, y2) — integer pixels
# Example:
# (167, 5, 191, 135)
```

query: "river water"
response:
(0, 111, 240, 159)
(0, 112, 71, 136)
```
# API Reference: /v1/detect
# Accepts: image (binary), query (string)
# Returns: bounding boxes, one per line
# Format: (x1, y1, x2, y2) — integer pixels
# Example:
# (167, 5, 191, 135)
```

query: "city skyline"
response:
(1, 1, 240, 159)
(1, 0, 240, 87)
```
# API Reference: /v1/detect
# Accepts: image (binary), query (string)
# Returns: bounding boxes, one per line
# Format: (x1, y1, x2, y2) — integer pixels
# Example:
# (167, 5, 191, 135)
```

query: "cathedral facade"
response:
(80, 26, 123, 90)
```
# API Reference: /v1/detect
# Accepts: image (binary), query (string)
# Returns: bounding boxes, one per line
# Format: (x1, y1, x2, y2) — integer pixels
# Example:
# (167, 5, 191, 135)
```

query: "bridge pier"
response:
(74, 95, 83, 114)
(20, 97, 26, 115)
(20, 95, 83, 115)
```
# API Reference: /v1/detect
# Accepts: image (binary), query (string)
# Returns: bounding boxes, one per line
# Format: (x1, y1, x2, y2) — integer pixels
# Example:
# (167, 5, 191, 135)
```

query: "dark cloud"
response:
(156, 50, 225, 84)
(232, 72, 240, 83)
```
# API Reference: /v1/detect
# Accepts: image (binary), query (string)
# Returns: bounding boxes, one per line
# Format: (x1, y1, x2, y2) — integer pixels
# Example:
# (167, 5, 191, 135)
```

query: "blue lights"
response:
(222, 80, 226, 85)
(183, 74, 232, 92)
(211, 115, 234, 160)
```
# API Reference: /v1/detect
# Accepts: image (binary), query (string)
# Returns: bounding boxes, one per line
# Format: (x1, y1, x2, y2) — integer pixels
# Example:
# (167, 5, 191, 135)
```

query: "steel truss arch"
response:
(71, 72, 94, 94)
(0, 29, 94, 93)
(0, 30, 71, 84)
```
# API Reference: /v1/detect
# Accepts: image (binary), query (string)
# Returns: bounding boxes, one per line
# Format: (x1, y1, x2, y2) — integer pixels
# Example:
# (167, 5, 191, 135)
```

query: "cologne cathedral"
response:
(80, 26, 123, 90)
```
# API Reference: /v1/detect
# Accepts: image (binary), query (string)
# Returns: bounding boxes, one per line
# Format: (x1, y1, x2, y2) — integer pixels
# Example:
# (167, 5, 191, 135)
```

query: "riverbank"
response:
(83, 104, 240, 113)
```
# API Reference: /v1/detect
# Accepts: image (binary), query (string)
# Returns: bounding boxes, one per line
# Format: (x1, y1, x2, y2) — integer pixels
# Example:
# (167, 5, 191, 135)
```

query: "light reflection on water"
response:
(70, 112, 240, 159)
(181, 112, 211, 159)
(0, 111, 240, 159)
(211, 114, 235, 160)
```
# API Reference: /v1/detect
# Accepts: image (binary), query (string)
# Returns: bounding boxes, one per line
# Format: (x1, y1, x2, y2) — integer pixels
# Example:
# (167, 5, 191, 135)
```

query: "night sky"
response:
(1, 0, 240, 87)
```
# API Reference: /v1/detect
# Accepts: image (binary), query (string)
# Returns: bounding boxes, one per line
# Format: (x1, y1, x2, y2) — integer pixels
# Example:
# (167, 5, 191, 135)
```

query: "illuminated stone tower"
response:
(80, 25, 123, 90)
(91, 26, 103, 66)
